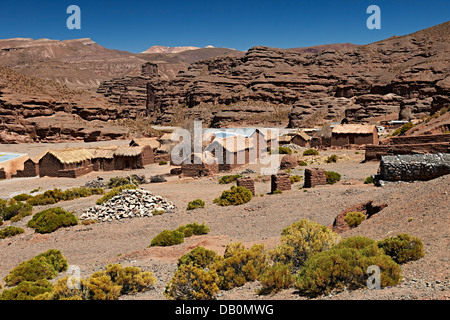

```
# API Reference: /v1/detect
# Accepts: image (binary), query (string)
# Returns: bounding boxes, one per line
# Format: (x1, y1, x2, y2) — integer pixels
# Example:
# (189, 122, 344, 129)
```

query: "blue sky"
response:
(0, 0, 448, 53)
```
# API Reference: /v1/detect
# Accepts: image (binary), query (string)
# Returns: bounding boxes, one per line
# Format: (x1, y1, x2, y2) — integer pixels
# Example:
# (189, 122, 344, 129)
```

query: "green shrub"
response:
(257, 263, 295, 295)
(151, 210, 164, 216)
(96, 184, 137, 205)
(325, 171, 341, 184)
(27, 207, 78, 234)
(298, 160, 308, 166)
(150, 230, 185, 247)
(270, 220, 340, 272)
(0, 201, 32, 222)
(107, 176, 138, 189)
(325, 154, 338, 163)
(212, 243, 267, 290)
(290, 175, 302, 184)
(272, 189, 282, 194)
(185, 222, 210, 236)
(392, 122, 415, 136)
(213, 186, 252, 206)
(344, 211, 366, 228)
(377, 233, 425, 264)
(4, 249, 68, 286)
(186, 199, 206, 211)
(177, 246, 219, 269)
(0, 279, 53, 300)
(165, 264, 219, 300)
(218, 175, 242, 184)
(26, 187, 104, 206)
(278, 146, 293, 155)
(159, 161, 168, 165)
(303, 149, 319, 156)
(13, 193, 31, 202)
(295, 240, 402, 297)
(364, 176, 375, 184)
(0, 226, 25, 239)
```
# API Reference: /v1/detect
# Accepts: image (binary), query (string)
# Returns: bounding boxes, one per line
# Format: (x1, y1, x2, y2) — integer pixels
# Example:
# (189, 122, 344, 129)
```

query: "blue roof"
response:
(0, 153, 27, 163)
(203, 128, 264, 138)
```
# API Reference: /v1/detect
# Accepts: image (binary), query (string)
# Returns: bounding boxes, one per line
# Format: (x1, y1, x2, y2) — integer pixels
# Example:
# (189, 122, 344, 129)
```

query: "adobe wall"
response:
(303, 168, 327, 188)
(382, 133, 450, 146)
(365, 142, 450, 161)
(271, 173, 291, 192)
(12, 159, 39, 178)
(39, 153, 64, 177)
(141, 146, 154, 166)
(181, 162, 219, 177)
(57, 164, 94, 178)
(237, 177, 255, 195)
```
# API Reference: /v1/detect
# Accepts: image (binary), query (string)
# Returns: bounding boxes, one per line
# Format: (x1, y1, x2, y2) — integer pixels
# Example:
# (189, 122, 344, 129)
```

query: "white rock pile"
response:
(80, 188, 176, 222)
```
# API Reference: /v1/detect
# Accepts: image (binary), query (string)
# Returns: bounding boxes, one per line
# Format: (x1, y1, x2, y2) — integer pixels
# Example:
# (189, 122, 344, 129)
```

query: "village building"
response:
(291, 131, 311, 147)
(205, 136, 256, 171)
(331, 124, 379, 147)
(204, 128, 267, 157)
(112, 146, 154, 170)
(12, 156, 40, 178)
(129, 138, 160, 151)
(0, 152, 28, 179)
(180, 152, 219, 177)
(38, 148, 94, 178)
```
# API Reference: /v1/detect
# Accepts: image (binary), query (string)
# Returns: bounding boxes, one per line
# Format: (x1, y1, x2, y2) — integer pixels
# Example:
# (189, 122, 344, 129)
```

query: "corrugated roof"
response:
(332, 124, 376, 134)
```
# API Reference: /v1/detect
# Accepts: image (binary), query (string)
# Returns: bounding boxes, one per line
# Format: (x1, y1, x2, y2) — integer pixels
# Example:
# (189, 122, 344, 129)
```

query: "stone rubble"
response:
(80, 188, 176, 222)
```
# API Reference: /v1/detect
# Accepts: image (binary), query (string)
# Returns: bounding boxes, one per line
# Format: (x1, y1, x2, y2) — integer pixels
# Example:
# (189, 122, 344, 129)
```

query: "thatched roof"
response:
(88, 146, 119, 159)
(293, 131, 311, 141)
(332, 124, 376, 134)
(46, 148, 93, 164)
(114, 146, 145, 157)
(130, 138, 160, 150)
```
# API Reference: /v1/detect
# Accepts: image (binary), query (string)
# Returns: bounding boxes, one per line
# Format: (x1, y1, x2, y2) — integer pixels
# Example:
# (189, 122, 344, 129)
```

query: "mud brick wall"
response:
(12, 159, 39, 178)
(304, 168, 327, 188)
(237, 177, 255, 195)
(365, 142, 450, 161)
(271, 173, 291, 192)
(379, 153, 450, 181)
(181, 163, 219, 177)
(383, 134, 450, 146)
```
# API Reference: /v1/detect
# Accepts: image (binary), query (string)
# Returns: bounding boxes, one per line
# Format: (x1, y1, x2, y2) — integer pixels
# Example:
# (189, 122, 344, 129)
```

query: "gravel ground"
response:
(0, 148, 448, 300)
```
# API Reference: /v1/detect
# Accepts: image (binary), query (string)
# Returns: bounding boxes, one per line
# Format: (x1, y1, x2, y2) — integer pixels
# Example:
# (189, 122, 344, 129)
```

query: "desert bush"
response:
(0, 201, 32, 222)
(212, 243, 267, 290)
(159, 161, 168, 165)
(4, 249, 68, 286)
(177, 246, 219, 269)
(26, 187, 103, 206)
(377, 233, 425, 264)
(186, 199, 205, 211)
(151, 209, 164, 215)
(295, 237, 402, 297)
(290, 175, 302, 184)
(185, 222, 210, 236)
(272, 189, 282, 194)
(277, 146, 293, 155)
(257, 263, 295, 295)
(364, 176, 375, 184)
(392, 122, 415, 136)
(96, 184, 137, 205)
(149, 230, 185, 247)
(218, 174, 242, 184)
(325, 171, 341, 184)
(325, 154, 338, 163)
(107, 176, 140, 189)
(270, 220, 340, 272)
(298, 160, 308, 166)
(213, 186, 252, 206)
(303, 149, 319, 156)
(12, 193, 31, 202)
(27, 207, 78, 234)
(165, 264, 219, 300)
(0, 279, 53, 300)
(344, 211, 367, 228)
(0, 226, 25, 239)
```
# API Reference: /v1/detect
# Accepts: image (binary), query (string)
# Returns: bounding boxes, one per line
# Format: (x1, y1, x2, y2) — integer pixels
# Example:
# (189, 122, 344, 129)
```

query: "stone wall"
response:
(303, 168, 327, 188)
(271, 173, 291, 192)
(237, 177, 255, 195)
(378, 153, 450, 181)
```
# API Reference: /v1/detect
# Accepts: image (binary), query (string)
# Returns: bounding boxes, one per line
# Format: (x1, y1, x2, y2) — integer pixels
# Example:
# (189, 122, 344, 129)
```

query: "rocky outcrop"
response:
(96, 21, 450, 127)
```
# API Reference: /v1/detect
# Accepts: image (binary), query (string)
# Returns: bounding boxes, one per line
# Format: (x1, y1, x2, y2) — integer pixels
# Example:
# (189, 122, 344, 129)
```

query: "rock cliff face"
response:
(96, 21, 450, 127)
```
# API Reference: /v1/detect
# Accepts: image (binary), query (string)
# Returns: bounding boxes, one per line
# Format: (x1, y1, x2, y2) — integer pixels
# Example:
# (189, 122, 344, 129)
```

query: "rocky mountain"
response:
(0, 38, 243, 91)
(96, 21, 450, 127)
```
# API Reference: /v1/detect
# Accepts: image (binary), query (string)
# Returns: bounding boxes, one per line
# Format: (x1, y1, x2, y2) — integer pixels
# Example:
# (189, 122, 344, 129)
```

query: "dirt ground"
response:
(0, 145, 448, 300)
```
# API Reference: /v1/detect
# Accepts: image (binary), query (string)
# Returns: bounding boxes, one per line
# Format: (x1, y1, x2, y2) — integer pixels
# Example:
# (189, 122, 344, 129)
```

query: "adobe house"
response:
(12, 157, 40, 178)
(113, 146, 154, 170)
(89, 146, 117, 172)
(181, 152, 219, 177)
(205, 136, 256, 171)
(291, 131, 311, 147)
(39, 148, 94, 178)
(129, 138, 160, 151)
(204, 128, 267, 157)
(0, 152, 28, 179)
(331, 124, 379, 147)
